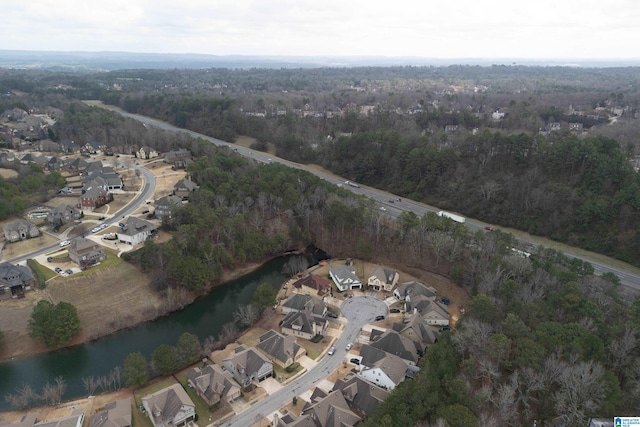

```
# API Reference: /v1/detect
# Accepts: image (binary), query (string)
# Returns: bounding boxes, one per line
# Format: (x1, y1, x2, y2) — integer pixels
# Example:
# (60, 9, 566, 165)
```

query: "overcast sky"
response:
(4, 0, 639, 59)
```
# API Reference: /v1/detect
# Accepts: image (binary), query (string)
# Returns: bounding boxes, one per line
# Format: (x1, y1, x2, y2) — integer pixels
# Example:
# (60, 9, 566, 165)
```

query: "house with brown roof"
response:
(392, 313, 440, 356)
(291, 274, 332, 297)
(89, 398, 132, 427)
(367, 267, 399, 292)
(256, 329, 306, 368)
(3, 219, 39, 242)
(393, 281, 437, 301)
(48, 204, 81, 227)
(0, 262, 35, 299)
(280, 310, 328, 340)
(142, 384, 195, 427)
(222, 345, 273, 388)
(186, 364, 241, 406)
(68, 237, 105, 269)
(34, 410, 85, 427)
(164, 149, 192, 170)
(405, 296, 450, 326)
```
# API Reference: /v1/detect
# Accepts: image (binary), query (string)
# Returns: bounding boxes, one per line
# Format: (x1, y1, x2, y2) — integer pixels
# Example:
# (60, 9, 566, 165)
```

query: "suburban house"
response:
(82, 170, 123, 191)
(164, 149, 192, 169)
(359, 352, 408, 391)
(281, 294, 327, 319)
(367, 267, 399, 292)
(392, 313, 440, 356)
(222, 344, 273, 388)
(394, 281, 437, 301)
(84, 161, 104, 175)
(186, 364, 241, 406)
(142, 384, 195, 427)
(34, 409, 85, 427)
(329, 265, 362, 292)
(89, 398, 132, 427)
(3, 219, 40, 242)
(369, 329, 419, 365)
(404, 295, 450, 326)
(333, 373, 390, 417)
(60, 140, 81, 153)
(68, 158, 89, 174)
(77, 185, 112, 211)
(290, 274, 332, 297)
(136, 146, 159, 160)
(173, 178, 199, 199)
(83, 141, 104, 155)
(0, 262, 35, 298)
(256, 329, 306, 368)
(299, 388, 361, 427)
(280, 310, 328, 340)
(47, 204, 81, 227)
(68, 237, 105, 269)
(117, 217, 157, 245)
(1, 413, 38, 427)
(154, 195, 183, 219)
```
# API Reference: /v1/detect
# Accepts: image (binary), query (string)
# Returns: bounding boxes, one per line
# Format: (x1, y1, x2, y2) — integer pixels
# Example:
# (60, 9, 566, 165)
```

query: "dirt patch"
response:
(0, 168, 18, 179)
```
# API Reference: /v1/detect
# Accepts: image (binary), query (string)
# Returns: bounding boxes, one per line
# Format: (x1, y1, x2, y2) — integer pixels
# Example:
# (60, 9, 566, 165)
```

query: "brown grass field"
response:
(0, 168, 18, 179)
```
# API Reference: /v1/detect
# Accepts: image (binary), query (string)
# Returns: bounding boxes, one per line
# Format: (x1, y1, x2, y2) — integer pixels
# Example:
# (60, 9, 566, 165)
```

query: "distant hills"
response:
(1, 50, 639, 71)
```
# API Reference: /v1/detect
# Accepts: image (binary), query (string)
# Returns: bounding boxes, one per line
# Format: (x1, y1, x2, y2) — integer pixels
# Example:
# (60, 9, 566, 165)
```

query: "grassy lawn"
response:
(30, 259, 57, 281)
(272, 363, 304, 382)
(306, 349, 321, 360)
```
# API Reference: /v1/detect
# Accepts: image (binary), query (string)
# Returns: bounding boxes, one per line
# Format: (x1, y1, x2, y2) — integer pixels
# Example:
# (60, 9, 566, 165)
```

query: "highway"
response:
(114, 109, 640, 291)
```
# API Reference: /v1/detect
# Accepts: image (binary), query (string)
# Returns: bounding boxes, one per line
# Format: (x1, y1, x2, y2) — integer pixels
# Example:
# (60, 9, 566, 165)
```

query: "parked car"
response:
(142, 210, 149, 214)
(484, 226, 494, 231)
(54, 267, 62, 273)
(98, 216, 106, 220)
(65, 269, 73, 275)
(440, 297, 451, 305)
(379, 206, 387, 211)
(440, 325, 451, 332)
(350, 358, 360, 365)
(328, 345, 336, 355)
(327, 312, 339, 319)
(375, 315, 385, 321)
(47, 257, 53, 262)
(91, 227, 100, 233)
(345, 343, 353, 351)
(59, 240, 71, 247)
(390, 308, 401, 313)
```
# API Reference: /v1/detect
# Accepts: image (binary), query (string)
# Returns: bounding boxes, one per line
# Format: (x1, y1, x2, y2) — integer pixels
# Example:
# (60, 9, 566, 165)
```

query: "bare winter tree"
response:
(233, 304, 260, 328)
(553, 360, 606, 425)
(5, 383, 39, 409)
(41, 377, 66, 406)
(492, 381, 518, 426)
(82, 376, 100, 396)
(281, 256, 309, 278)
(218, 322, 240, 347)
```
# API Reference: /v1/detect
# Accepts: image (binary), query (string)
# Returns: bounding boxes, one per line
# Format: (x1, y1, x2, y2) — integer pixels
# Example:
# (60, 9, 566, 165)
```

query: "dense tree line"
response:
(0, 163, 66, 220)
(28, 300, 81, 347)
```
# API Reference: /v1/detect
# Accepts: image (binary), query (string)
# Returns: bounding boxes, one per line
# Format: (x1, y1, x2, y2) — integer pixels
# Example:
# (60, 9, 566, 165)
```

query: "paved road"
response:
(4, 164, 156, 264)
(110, 109, 640, 291)
(222, 296, 387, 427)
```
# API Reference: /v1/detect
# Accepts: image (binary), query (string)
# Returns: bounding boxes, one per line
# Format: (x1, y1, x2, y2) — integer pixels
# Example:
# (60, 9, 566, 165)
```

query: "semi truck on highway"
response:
(345, 181, 360, 188)
(437, 211, 466, 224)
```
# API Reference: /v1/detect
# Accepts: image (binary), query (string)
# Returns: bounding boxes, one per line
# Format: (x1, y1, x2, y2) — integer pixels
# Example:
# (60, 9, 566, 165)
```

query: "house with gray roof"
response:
(393, 281, 437, 301)
(359, 352, 408, 391)
(0, 262, 35, 298)
(280, 310, 327, 340)
(3, 219, 39, 242)
(256, 329, 306, 368)
(89, 398, 131, 427)
(0, 413, 37, 427)
(392, 312, 440, 356)
(367, 267, 399, 292)
(142, 384, 195, 427)
(164, 149, 192, 169)
(405, 295, 450, 326)
(275, 413, 315, 427)
(329, 265, 362, 292)
(369, 329, 419, 365)
(68, 158, 89, 174)
(34, 409, 84, 427)
(222, 345, 273, 388)
(173, 178, 199, 199)
(333, 373, 390, 417)
(78, 184, 111, 211)
(68, 237, 105, 269)
(299, 388, 361, 427)
(281, 294, 327, 319)
(155, 195, 183, 219)
(117, 217, 157, 245)
(186, 364, 241, 406)
(48, 204, 81, 227)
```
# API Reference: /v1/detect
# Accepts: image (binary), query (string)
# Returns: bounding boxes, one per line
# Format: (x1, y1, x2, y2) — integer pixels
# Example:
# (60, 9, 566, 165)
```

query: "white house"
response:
(329, 265, 362, 292)
(367, 267, 399, 292)
(359, 353, 407, 391)
(117, 217, 157, 245)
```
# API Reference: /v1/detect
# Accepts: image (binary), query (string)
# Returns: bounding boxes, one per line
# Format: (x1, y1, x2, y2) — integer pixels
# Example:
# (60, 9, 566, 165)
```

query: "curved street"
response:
(222, 296, 387, 427)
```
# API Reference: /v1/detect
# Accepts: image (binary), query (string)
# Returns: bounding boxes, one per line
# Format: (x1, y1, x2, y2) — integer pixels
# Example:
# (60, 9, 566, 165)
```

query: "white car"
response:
(379, 207, 387, 211)
(328, 345, 336, 356)
(59, 240, 71, 247)
(345, 343, 353, 351)
(91, 227, 100, 233)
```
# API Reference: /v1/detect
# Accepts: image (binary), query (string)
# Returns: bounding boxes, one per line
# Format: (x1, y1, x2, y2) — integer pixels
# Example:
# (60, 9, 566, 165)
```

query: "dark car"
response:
(440, 325, 451, 332)
(390, 308, 401, 313)
(54, 267, 62, 273)
(484, 226, 494, 231)
(65, 269, 73, 275)
(98, 216, 106, 220)
(350, 358, 360, 365)
(440, 297, 451, 305)
(374, 315, 385, 321)
(47, 257, 53, 262)
(327, 312, 339, 319)
(142, 210, 150, 214)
